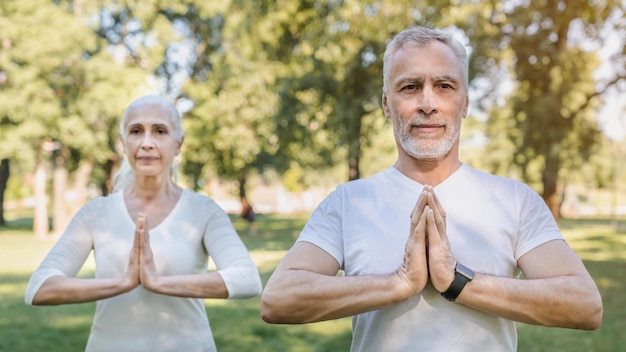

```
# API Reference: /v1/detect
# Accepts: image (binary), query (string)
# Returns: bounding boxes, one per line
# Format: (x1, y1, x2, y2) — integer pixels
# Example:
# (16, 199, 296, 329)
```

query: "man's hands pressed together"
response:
(396, 185, 458, 300)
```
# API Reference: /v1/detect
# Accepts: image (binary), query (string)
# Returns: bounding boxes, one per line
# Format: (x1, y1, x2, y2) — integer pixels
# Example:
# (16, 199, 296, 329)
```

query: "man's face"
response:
(382, 40, 469, 160)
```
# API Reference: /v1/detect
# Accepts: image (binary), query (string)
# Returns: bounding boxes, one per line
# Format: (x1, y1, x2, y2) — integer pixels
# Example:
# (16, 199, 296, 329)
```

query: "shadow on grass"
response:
(230, 213, 308, 252)
(559, 217, 626, 233)
(0, 217, 38, 234)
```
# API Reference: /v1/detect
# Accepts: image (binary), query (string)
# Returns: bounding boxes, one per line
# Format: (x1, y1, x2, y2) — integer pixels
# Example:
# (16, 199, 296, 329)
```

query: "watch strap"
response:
(441, 263, 474, 302)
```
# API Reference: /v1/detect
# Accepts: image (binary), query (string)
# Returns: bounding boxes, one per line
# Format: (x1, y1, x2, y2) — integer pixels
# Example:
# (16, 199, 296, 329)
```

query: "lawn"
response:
(0, 214, 624, 351)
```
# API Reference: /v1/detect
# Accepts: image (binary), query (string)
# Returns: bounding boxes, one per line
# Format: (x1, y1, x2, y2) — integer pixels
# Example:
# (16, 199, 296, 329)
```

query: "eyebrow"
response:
(126, 123, 172, 132)
(395, 75, 460, 87)
(433, 75, 461, 85)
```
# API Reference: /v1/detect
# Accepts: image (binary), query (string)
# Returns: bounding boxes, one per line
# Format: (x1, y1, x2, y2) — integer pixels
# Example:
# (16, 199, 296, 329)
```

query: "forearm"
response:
(145, 272, 229, 299)
(261, 269, 406, 324)
(457, 273, 603, 330)
(32, 275, 134, 305)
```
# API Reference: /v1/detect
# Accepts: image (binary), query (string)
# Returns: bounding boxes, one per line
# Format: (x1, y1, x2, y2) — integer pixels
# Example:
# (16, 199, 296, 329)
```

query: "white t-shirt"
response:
(25, 189, 262, 352)
(297, 165, 563, 352)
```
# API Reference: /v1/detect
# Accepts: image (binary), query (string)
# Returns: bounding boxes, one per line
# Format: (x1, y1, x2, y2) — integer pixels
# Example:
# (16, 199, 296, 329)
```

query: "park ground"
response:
(0, 212, 625, 351)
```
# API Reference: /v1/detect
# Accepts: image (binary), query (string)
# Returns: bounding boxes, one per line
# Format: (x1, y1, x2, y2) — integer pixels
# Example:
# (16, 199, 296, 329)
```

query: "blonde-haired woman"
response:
(25, 95, 262, 351)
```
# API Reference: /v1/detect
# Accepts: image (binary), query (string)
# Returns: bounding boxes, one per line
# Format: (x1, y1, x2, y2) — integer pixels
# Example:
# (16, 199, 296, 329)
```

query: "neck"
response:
(393, 149, 462, 186)
(126, 176, 181, 203)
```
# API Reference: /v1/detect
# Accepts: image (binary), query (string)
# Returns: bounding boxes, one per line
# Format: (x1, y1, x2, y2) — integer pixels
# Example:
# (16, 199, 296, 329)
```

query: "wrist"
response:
(440, 262, 474, 302)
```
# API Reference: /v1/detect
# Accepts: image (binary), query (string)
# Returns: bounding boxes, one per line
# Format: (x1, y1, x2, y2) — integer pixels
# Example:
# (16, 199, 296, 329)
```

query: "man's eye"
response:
(129, 129, 141, 134)
(403, 85, 418, 91)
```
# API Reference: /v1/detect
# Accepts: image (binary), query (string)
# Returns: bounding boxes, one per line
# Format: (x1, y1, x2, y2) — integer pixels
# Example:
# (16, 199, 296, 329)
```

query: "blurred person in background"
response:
(25, 95, 262, 352)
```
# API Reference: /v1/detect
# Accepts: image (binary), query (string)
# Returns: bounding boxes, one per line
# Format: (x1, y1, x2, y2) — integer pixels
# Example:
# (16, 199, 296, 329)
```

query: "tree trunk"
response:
(238, 169, 250, 217)
(70, 160, 93, 216)
(33, 160, 49, 238)
(348, 138, 361, 181)
(0, 158, 9, 226)
(52, 157, 69, 236)
(348, 155, 360, 181)
(541, 159, 561, 223)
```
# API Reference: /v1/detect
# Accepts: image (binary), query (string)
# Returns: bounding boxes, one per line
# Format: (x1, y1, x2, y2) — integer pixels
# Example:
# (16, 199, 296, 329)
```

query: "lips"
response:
(412, 123, 445, 133)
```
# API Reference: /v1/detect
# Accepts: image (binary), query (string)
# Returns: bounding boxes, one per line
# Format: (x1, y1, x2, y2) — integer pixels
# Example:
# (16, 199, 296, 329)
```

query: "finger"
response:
(425, 207, 438, 240)
(137, 213, 146, 230)
(406, 204, 428, 252)
(426, 188, 445, 219)
(140, 227, 151, 256)
(410, 188, 430, 233)
(136, 213, 149, 251)
(132, 214, 144, 254)
(426, 190, 446, 238)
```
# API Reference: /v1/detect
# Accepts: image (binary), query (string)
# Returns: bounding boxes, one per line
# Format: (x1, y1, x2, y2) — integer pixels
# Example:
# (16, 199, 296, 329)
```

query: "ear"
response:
(462, 94, 469, 118)
(382, 91, 391, 118)
(176, 136, 185, 156)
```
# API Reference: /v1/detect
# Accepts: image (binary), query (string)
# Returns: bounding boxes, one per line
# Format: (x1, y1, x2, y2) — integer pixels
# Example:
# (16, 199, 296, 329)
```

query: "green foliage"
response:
(450, 0, 624, 198)
(1, 0, 625, 211)
(0, 0, 158, 193)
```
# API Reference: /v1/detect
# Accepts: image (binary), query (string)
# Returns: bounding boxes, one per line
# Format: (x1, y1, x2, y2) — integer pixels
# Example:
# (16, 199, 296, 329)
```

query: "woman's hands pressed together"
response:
(126, 213, 161, 292)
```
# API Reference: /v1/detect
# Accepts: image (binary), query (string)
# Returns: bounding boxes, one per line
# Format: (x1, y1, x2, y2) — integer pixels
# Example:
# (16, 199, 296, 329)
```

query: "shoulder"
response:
(80, 193, 120, 212)
(460, 165, 543, 209)
(336, 168, 395, 193)
(179, 189, 226, 215)
(464, 165, 533, 191)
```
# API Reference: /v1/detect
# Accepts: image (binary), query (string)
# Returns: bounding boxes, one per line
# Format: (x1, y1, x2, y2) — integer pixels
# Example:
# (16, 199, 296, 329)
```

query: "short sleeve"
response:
(297, 188, 345, 268)
(514, 185, 564, 260)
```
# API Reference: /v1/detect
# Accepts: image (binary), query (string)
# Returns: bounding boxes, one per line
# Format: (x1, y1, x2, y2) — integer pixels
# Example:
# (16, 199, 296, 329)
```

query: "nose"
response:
(141, 133, 155, 149)
(418, 86, 438, 115)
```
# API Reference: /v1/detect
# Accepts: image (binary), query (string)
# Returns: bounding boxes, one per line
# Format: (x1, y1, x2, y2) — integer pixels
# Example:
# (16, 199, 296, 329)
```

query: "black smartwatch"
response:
(441, 262, 474, 302)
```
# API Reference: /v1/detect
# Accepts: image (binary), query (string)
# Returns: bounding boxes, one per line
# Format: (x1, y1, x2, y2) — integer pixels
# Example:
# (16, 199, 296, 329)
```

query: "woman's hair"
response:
(382, 26, 469, 94)
(111, 95, 185, 193)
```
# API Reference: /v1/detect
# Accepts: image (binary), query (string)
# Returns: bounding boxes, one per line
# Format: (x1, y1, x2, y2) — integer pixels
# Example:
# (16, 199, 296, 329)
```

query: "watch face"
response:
(456, 263, 474, 280)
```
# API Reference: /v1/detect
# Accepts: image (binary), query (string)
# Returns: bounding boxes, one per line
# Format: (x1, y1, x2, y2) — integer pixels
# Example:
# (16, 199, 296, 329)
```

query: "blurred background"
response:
(0, 0, 625, 239)
(1, 1, 626, 351)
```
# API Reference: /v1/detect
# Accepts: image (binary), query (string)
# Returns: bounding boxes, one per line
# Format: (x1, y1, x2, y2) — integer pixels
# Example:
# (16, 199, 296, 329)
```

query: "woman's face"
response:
(123, 103, 182, 179)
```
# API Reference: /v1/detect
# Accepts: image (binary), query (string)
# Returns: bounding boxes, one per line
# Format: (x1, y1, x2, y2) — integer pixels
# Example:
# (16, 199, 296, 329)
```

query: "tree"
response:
(448, 0, 626, 220)
(0, 0, 98, 236)
(261, 0, 458, 181)
(0, 0, 157, 235)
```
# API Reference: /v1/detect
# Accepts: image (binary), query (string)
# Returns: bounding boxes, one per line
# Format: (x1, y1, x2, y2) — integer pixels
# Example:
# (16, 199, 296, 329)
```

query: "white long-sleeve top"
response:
(25, 189, 262, 351)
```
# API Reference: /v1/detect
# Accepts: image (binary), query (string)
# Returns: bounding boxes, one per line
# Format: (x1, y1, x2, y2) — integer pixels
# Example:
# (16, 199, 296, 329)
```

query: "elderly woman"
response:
(25, 95, 262, 351)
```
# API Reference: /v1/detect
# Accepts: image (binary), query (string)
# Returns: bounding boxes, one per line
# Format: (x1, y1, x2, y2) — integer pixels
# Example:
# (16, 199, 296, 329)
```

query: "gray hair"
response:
(111, 95, 184, 193)
(382, 27, 468, 93)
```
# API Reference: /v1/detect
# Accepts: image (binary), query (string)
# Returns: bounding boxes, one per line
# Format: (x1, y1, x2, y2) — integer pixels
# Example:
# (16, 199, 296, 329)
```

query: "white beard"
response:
(391, 110, 463, 160)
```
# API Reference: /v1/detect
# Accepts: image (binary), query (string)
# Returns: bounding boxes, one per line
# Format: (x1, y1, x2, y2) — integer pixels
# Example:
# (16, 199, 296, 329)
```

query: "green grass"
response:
(1, 214, 624, 351)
